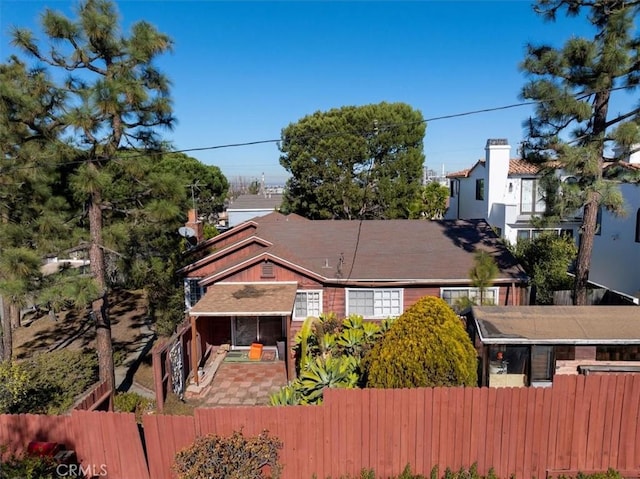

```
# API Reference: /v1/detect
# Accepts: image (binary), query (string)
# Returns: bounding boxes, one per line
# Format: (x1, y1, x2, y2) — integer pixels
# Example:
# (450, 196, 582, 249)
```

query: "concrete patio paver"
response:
(188, 360, 288, 407)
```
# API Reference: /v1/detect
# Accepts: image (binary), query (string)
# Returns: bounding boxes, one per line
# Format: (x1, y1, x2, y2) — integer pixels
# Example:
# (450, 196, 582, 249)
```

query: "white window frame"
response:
(440, 287, 499, 307)
(184, 278, 205, 309)
(345, 288, 403, 319)
(293, 290, 323, 321)
(520, 178, 545, 214)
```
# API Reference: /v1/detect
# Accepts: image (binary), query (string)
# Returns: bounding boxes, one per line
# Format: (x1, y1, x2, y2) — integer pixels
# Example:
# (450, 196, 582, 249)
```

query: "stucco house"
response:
(589, 153, 640, 300)
(467, 305, 640, 388)
(179, 212, 528, 381)
(446, 139, 582, 244)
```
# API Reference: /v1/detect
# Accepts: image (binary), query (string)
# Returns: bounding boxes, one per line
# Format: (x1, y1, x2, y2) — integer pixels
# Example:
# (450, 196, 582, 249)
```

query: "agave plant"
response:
(297, 356, 359, 404)
(269, 383, 301, 406)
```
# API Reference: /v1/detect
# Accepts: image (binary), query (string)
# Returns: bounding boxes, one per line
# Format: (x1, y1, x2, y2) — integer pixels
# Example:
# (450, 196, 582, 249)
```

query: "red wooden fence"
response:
(0, 410, 149, 479)
(143, 374, 640, 479)
(73, 380, 112, 411)
(1, 375, 639, 479)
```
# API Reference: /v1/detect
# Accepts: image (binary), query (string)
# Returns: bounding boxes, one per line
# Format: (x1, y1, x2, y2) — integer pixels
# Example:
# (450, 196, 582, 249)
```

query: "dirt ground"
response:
(13, 289, 152, 364)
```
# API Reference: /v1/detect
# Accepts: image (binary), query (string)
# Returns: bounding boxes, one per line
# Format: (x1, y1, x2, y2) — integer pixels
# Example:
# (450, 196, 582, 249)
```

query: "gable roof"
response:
(447, 159, 563, 179)
(472, 305, 640, 344)
(193, 215, 528, 285)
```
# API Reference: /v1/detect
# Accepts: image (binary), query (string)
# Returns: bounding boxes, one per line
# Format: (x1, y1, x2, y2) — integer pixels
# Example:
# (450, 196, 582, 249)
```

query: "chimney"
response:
(185, 209, 204, 244)
(485, 139, 511, 218)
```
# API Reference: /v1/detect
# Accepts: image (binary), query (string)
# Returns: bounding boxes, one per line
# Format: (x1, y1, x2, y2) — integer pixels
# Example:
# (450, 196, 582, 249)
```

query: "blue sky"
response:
(1, 1, 600, 185)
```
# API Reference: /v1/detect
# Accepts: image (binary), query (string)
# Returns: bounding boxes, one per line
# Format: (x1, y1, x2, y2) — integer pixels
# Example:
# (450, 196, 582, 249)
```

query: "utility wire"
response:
(1, 84, 634, 175)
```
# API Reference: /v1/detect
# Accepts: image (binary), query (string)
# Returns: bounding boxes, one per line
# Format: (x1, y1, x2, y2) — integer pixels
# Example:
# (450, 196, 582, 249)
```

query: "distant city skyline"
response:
(2, 1, 623, 185)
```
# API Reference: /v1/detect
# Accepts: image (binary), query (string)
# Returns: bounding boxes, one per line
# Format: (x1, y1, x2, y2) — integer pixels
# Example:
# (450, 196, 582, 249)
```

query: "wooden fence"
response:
(0, 410, 149, 479)
(143, 374, 640, 479)
(1, 375, 639, 479)
(73, 380, 112, 411)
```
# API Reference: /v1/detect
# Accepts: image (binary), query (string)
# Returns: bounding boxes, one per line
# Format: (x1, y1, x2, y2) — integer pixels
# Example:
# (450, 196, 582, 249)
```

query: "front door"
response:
(232, 316, 283, 347)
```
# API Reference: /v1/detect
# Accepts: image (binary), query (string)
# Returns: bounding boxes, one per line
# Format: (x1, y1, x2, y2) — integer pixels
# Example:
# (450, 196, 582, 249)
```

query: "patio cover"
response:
(189, 282, 298, 316)
(472, 305, 640, 345)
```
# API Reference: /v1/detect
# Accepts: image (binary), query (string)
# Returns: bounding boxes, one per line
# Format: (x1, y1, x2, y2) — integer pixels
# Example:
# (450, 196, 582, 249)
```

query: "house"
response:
(226, 193, 283, 228)
(180, 212, 529, 381)
(467, 305, 640, 388)
(589, 152, 640, 299)
(445, 139, 582, 244)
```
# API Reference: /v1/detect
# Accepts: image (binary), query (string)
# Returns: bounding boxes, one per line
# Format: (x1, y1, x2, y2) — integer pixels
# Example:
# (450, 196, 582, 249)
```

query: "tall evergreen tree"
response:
(11, 0, 174, 396)
(520, 0, 640, 304)
(279, 102, 426, 220)
(0, 58, 72, 361)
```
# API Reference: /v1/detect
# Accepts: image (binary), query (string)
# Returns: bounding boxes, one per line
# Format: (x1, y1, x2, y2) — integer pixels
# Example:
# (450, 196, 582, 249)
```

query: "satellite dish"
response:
(178, 226, 196, 238)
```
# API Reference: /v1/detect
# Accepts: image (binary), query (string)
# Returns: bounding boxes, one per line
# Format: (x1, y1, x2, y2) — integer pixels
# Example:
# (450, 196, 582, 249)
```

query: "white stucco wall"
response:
(590, 182, 640, 298)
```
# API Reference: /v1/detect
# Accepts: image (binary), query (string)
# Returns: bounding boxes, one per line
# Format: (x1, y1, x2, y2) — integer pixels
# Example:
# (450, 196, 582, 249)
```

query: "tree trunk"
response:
(573, 194, 599, 305)
(9, 300, 20, 329)
(88, 166, 115, 409)
(1, 297, 11, 361)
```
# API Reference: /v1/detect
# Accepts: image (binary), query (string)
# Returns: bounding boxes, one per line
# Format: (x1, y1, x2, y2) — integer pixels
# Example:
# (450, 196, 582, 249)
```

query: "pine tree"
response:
(520, 0, 640, 304)
(11, 0, 174, 397)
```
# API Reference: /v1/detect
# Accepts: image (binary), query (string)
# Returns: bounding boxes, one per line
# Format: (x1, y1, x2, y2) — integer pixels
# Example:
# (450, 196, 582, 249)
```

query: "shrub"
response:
(0, 361, 30, 414)
(363, 296, 477, 388)
(21, 350, 99, 414)
(114, 391, 154, 422)
(0, 447, 82, 479)
(173, 430, 282, 479)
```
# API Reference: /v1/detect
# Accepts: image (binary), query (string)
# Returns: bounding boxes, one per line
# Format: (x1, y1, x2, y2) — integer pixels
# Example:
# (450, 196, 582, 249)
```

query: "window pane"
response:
(521, 179, 534, 212)
(348, 290, 375, 316)
(307, 291, 321, 317)
(294, 292, 308, 318)
(374, 289, 401, 316)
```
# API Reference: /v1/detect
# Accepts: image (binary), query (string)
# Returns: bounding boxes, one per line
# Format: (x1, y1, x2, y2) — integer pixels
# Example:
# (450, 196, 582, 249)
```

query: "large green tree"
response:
(520, 0, 640, 305)
(279, 102, 426, 219)
(0, 58, 75, 361)
(11, 0, 174, 396)
(408, 181, 449, 219)
(512, 232, 577, 304)
(152, 152, 229, 222)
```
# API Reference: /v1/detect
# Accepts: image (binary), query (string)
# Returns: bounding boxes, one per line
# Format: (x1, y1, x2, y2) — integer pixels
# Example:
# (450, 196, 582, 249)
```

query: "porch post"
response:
(191, 315, 199, 386)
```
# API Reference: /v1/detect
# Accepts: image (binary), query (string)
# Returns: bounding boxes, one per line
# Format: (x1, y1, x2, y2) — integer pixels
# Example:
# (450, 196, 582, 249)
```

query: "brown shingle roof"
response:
(201, 217, 527, 284)
(190, 282, 297, 316)
(472, 305, 640, 344)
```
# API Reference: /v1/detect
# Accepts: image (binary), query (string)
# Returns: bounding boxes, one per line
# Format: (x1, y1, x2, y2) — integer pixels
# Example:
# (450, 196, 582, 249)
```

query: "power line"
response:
(1, 84, 634, 175)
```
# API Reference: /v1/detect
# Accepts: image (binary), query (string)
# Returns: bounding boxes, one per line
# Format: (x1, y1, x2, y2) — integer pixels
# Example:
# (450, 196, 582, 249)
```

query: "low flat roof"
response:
(472, 305, 640, 345)
(189, 282, 297, 316)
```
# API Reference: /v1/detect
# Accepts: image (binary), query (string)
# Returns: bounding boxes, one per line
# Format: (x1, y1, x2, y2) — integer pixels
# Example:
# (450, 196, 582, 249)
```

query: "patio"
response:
(186, 357, 288, 407)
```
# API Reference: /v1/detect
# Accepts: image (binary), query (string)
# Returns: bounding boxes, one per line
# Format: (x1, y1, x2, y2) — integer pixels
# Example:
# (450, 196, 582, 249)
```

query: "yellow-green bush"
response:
(363, 296, 477, 388)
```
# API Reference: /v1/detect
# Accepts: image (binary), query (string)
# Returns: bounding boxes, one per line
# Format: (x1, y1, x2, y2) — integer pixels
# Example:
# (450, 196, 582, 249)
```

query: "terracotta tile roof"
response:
(447, 160, 484, 178)
(201, 216, 528, 284)
(190, 282, 298, 316)
(472, 305, 640, 344)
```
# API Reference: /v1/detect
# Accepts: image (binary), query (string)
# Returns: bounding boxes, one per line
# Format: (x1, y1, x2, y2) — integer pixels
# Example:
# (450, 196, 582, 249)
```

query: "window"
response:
(475, 179, 485, 200)
(346, 289, 402, 318)
(185, 278, 205, 309)
(441, 287, 498, 307)
(294, 290, 322, 320)
(521, 179, 545, 214)
(635, 208, 640, 243)
(450, 180, 458, 198)
(531, 346, 554, 381)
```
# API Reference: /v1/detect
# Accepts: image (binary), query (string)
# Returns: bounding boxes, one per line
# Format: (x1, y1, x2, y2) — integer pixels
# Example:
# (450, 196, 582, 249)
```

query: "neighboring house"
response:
(589, 154, 640, 299)
(446, 139, 582, 244)
(467, 305, 640, 388)
(180, 212, 528, 380)
(226, 193, 283, 227)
